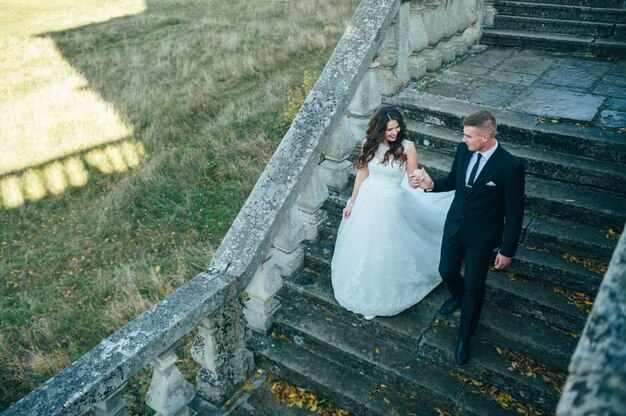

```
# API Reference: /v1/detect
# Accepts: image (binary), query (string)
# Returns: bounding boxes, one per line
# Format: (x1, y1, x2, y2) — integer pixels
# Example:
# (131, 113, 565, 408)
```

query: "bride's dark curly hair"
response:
(354, 105, 408, 168)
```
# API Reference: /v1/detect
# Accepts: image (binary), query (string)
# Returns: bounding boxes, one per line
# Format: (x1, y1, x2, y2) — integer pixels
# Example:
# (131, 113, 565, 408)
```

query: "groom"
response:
(413, 110, 525, 365)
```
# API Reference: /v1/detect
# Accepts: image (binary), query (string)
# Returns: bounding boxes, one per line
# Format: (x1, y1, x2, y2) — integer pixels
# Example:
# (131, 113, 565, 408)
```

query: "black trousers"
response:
(438, 231, 495, 341)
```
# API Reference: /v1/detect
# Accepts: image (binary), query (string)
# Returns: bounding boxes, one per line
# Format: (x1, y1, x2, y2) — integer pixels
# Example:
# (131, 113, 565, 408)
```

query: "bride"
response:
(331, 105, 452, 319)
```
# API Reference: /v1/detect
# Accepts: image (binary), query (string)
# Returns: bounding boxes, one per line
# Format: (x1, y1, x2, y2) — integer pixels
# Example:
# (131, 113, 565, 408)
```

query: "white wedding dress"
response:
(331, 141, 453, 317)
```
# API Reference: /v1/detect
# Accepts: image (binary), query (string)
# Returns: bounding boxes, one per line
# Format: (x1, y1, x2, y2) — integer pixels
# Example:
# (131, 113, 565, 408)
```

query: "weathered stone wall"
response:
(557, 224, 626, 415)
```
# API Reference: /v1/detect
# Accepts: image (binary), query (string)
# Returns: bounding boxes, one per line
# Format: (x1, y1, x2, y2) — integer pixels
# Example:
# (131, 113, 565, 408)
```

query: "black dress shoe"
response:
(438, 297, 462, 315)
(455, 339, 471, 365)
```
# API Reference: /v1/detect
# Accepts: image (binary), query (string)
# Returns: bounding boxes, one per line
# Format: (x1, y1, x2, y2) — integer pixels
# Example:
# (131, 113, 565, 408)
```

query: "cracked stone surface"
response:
(412, 46, 626, 128)
(597, 110, 626, 128)
(510, 87, 606, 121)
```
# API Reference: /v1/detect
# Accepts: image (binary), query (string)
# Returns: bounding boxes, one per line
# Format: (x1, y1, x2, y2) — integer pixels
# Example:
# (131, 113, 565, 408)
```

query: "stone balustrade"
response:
(2, 267, 233, 415)
(557, 225, 626, 416)
(2, 1, 487, 414)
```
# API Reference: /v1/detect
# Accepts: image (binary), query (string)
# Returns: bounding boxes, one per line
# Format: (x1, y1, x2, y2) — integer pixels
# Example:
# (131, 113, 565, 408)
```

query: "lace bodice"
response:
(365, 140, 410, 191)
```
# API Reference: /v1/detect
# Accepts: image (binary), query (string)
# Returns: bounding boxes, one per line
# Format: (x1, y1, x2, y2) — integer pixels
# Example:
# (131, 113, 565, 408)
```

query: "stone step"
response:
(511, 246, 603, 295)
(325, 171, 622, 264)
(389, 91, 626, 164)
(417, 323, 562, 413)
(271, 298, 553, 415)
(273, 303, 463, 411)
(495, 1, 626, 24)
(249, 331, 443, 416)
(594, 37, 626, 57)
(406, 121, 626, 195)
(320, 202, 603, 296)
(485, 271, 587, 334)
(336, 157, 626, 233)
(524, 214, 617, 263)
(282, 268, 579, 371)
(188, 378, 309, 416)
(481, 28, 626, 57)
(492, 15, 625, 39)
(301, 235, 588, 334)
(506, 0, 625, 8)
(523, 178, 626, 234)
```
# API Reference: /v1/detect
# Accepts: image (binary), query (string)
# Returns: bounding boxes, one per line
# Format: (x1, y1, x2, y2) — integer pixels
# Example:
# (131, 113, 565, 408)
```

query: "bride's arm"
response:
(343, 166, 369, 219)
(405, 142, 418, 188)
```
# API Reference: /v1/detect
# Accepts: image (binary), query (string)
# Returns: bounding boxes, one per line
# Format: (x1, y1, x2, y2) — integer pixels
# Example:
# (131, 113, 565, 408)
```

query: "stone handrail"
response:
(556, 224, 626, 415)
(2, 267, 232, 415)
(2, 1, 485, 414)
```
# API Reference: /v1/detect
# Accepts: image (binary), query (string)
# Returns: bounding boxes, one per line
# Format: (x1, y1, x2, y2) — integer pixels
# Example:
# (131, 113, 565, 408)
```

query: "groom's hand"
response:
(494, 253, 512, 270)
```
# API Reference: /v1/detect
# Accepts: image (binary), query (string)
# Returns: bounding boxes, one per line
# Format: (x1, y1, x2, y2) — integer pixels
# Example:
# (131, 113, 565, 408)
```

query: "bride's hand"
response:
(417, 168, 434, 190)
(409, 168, 423, 188)
(342, 206, 352, 219)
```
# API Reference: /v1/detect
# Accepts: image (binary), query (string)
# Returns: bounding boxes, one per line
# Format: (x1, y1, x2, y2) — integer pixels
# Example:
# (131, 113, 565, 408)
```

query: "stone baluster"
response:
(408, 1, 429, 80)
(423, 0, 444, 42)
(192, 289, 254, 406)
(146, 349, 196, 416)
(396, 0, 412, 89)
(244, 203, 306, 333)
(375, 2, 410, 96)
(243, 252, 282, 333)
(271, 204, 306, 278)
(484, 0, 496, 27)
(461, 0, 482, 46)
(436, 40, 457, 65)
(296, 167, 329, 241)
(348, 62, 381, 116)
(451, 0, 470, 56)
(468, 0, 479, 25)
(320, 116, 356, 191)
(452, 34, 470, 57)
(93, 383, 129, 416)
(375, 26, 398, 96)
(428, 0, 458, 64)
(421, 0, 443, 70)
(443, 0, 460, 39)
(456, 0, 472, 32)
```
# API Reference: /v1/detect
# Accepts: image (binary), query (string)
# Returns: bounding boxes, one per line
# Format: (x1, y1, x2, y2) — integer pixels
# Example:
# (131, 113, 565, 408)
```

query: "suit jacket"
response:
(432, 142, 525, 257)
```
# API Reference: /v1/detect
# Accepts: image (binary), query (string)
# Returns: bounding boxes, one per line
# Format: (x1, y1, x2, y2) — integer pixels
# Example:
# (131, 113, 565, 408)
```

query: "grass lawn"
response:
(0, 0, 359, 411)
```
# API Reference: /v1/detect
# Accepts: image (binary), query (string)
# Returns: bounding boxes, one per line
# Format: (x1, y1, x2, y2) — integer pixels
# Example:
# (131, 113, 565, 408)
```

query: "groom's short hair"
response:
(464, 111, 497, 138)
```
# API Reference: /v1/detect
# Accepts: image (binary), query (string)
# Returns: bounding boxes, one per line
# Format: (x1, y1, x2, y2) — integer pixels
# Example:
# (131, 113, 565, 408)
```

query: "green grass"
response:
(0, 0, 359, 411)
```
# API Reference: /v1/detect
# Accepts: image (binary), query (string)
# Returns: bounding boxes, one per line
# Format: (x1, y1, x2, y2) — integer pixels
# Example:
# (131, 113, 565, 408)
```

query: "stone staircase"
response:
(482, 0, 626, 57)
(250, 81, 626, 414)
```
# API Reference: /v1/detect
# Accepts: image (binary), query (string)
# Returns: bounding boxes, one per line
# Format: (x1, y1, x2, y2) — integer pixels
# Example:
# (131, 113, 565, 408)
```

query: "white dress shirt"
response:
(465, 141, 499, 186)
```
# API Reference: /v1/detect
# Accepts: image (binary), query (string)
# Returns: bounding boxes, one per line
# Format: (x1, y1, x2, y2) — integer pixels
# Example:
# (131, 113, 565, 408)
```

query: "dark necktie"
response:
(467, 153, 482, 188)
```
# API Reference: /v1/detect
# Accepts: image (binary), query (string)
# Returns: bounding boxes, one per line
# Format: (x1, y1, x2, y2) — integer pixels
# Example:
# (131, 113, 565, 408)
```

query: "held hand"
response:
(342, 206, 352, 219)
(409, 168, 424, 188)
(416, 168, 434, 190)
(494, 253, 512, 270)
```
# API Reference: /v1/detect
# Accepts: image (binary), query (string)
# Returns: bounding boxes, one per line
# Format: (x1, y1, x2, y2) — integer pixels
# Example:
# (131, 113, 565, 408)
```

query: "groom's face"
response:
(462, 126, 488, 152)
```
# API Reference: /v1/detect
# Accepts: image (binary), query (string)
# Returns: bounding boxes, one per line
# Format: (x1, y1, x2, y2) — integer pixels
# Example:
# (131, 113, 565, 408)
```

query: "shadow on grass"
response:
(4, 0, 229, 210)
(0, 137, 145, 209)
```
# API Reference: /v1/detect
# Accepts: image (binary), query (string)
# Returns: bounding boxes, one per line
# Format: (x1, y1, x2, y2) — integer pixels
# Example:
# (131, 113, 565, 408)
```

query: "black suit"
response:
(432, 142, 525, 340)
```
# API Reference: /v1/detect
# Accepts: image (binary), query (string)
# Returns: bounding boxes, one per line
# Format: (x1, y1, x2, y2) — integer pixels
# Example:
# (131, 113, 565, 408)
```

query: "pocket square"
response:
(486, 181, 496, 186)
